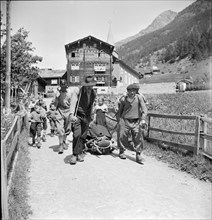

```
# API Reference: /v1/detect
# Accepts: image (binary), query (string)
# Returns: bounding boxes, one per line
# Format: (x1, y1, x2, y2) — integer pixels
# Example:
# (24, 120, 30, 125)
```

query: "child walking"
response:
(41, 101, 48, 142)
(29, 104, 45, 148)
(46, 103, 57, 137)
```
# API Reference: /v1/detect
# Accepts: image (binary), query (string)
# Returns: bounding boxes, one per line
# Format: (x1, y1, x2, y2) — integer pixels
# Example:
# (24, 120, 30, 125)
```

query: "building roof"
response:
(65, 35, 115, 56)
(117, 59, 140, 78)
(177, 79, 193, 84)
(38, 69, 66, 78)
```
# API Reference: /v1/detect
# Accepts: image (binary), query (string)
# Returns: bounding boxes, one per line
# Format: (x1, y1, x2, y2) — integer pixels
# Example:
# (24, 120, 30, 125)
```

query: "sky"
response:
(1, 0, 194, 69)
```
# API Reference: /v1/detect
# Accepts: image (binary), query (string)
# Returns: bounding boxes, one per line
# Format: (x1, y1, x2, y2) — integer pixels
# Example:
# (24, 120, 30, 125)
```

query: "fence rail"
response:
(1, 112, 27, 220)
(146, 113, 212, 158)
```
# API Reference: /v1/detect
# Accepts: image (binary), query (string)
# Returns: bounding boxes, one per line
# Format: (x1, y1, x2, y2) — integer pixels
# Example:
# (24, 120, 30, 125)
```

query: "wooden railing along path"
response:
(1, 111, 28, 219)
(200, 116, 212, 159)
(146, 113, 212, 158)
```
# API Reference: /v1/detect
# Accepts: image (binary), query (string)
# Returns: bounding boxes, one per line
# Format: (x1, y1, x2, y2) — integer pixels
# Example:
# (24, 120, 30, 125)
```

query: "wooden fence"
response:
(200, 116, 212, 159)
(146, 113, 212, 158)
(1, 112, 28, 220)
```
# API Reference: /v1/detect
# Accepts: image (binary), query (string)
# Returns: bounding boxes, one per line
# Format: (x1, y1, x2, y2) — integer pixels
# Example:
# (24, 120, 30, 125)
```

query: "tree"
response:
(0, 27, 43, 91)
(0, 12, 6, 39)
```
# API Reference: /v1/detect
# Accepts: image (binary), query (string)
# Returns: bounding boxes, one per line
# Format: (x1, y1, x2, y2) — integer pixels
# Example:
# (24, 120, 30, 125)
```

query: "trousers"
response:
(72, 116, 89, 155)
(117, 118, 144, 154)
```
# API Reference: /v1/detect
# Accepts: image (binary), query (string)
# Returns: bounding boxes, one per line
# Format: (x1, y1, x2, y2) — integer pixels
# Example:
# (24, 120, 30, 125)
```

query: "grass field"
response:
(139, 57, 212, 85)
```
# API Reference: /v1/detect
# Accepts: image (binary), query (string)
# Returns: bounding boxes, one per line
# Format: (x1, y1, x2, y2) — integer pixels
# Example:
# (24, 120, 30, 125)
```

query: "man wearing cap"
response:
(116, 83, 147, 164)
(68, 75, 96, 165)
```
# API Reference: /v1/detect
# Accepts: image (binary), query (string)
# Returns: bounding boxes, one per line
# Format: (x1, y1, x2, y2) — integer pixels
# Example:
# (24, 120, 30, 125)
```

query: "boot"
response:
(77, 154, 84, 162)
(70, 155, 77, 165)
(42, 131, 47, 142)
(136, 153, 144, 164)
(58, 144, 63, 154)
(50, 129, 54, 137)
(119, 150, 126, 159)
(63, 141, 69, 150)
(37, 137, 41, 149)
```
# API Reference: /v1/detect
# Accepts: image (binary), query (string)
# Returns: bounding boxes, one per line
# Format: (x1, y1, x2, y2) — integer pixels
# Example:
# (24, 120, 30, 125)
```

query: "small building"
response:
(38, 69, 67, 95)
(152, 65, 160, 74)
(176, 79, 193, 92)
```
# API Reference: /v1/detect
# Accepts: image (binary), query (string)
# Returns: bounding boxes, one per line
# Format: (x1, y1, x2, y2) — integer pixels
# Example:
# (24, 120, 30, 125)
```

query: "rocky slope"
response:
(115, 10, 177, 48)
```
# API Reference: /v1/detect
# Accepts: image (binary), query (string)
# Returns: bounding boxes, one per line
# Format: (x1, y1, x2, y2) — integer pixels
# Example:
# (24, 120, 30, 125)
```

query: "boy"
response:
(29, 104, 44, 148)
(39, 102, 48, 142)
(116, 83, 147, 164)
(47, 103, 57, 137)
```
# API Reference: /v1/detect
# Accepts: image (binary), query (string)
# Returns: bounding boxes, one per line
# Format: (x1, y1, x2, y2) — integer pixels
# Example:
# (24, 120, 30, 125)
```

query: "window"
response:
(70, 76, 80, 83)
(94, 63, 106, 72)
(51, 79, 57, 85)
(71, 63, 80, 70)
(96, 76, 105, 81)
(71, 52, 75, 58)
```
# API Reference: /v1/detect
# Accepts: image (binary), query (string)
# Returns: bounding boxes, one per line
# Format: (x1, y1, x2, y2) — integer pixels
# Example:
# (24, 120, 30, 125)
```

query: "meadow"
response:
(145, 91, 212, 154)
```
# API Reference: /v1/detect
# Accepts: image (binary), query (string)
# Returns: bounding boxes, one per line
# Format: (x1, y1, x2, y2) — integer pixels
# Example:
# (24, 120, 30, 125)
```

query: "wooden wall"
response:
(67, 45, 112, 86)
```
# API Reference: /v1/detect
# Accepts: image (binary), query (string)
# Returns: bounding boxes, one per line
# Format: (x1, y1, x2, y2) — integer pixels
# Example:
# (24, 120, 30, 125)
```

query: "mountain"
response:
(116, 0, 212, 69)
(115, 10, 177, 48)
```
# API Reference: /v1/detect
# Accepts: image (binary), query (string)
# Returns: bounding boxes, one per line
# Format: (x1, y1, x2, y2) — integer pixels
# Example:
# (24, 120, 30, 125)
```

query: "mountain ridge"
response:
(115, 10, 177, 48)
(116, 0, 211, 70)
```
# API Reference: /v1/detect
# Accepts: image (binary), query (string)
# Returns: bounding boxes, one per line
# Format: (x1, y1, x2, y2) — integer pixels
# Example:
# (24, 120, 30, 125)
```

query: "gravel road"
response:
(28, 98, 211, 220)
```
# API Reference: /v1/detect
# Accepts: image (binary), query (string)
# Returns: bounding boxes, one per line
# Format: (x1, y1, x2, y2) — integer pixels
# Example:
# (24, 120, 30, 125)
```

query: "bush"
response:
(1, 113, 15, 140)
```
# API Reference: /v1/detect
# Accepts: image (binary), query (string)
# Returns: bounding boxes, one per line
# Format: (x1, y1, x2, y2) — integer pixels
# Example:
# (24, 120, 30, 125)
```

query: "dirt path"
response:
(28, 99, 211, 220)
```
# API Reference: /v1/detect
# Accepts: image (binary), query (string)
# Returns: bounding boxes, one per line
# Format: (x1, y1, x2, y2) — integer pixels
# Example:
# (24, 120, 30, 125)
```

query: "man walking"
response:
(53, 80, 76, 154)
(116, 83, 147, 164)
(69, 76, 96, 165)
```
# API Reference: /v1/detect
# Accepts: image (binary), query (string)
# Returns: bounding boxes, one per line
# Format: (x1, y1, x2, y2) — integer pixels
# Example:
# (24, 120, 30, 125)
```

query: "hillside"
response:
(115, 10, 177, 48)
(139, 57, 212, 84)
(117, 0, 212, 69)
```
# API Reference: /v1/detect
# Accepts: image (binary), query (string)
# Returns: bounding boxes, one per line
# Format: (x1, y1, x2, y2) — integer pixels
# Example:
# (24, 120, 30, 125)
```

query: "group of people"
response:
(28, 75, 148, 165)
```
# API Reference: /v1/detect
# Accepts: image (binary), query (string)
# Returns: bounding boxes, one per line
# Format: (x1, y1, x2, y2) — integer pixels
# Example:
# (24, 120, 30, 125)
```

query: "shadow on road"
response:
(49, 145, 60, 152)
(64, 155, 72, 164)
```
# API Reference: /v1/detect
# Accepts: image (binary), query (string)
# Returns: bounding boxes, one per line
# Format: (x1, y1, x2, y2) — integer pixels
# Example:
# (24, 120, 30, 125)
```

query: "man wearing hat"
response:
(52, 80, 76, 153)
(116, 83, 147, 164)
(68, 75, 96, 165)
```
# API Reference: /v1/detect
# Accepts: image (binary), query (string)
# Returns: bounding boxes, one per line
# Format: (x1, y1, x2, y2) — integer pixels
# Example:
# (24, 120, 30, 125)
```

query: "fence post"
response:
(1, 141, 9, 219)
(194, 116, 200, 155)
(147, 114, 151, 139)
(202, 119, 207, 153)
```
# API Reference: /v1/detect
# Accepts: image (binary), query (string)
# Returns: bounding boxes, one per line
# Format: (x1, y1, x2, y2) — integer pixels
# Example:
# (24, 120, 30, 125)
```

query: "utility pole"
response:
(5, 0, 11, 114)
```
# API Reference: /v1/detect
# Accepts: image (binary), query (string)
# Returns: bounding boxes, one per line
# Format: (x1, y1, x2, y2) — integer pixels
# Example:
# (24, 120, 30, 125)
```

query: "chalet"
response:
(38, 69, 67, 95)
(64, 35, 140, 94)
(65, 35, 116, 88)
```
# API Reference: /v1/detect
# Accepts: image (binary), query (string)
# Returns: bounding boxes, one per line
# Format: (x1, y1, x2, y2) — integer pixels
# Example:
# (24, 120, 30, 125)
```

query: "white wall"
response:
(139, 82, 176, 94)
